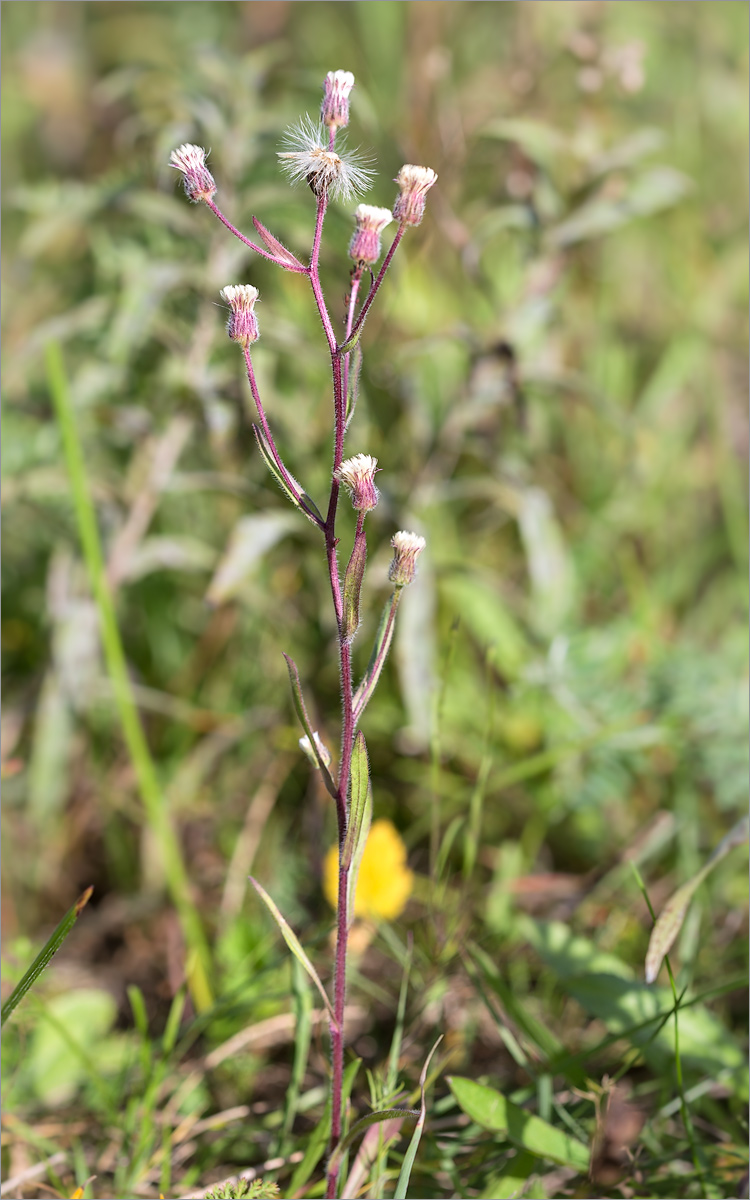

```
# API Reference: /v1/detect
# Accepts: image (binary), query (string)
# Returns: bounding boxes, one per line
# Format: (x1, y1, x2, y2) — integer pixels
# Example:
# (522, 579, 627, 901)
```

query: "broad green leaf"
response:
(342, 529, 367, 644)
(249, 877, 334, 1024)
(645, 817, 749, 983)
(393, 1035, 443, 1199)
(448, 1077, 590, 1172)
(2, 887, 93, 1026)
(283, 653, 338, 799)
(29, 988, 117, 1107)
(481, 1151, 542, 1200)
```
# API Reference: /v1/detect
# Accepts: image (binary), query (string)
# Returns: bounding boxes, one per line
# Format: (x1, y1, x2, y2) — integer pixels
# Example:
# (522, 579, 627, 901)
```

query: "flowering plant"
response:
(170, 69, 436, 1199)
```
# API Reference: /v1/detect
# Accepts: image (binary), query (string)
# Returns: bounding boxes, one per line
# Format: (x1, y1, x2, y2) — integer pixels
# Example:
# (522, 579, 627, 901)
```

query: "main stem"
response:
(308, 187, 356, 1198)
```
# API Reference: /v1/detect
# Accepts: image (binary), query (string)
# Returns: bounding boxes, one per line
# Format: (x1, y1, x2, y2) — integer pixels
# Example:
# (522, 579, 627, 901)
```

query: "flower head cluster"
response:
(323, 819, 413, 920)
(169, 143, 217, 204)
(220, 284, 260, 347)
(335, 454, 379, 512)
(392, 164, 438, 227)
(321, 70, 355, 130)
(388, 530, 426, 587)
(349, 204, 393, 265)
(278, 116, 374, 202)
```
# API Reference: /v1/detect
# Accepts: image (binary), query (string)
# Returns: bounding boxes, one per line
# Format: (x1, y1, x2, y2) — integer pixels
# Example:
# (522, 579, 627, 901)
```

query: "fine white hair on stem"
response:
(277, 115, 374, 202)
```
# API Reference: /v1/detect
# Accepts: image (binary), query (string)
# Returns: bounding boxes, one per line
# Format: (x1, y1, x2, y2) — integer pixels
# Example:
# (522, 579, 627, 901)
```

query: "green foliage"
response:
(204, 1179, 280, 1200)
(2, 2, 748, 1198)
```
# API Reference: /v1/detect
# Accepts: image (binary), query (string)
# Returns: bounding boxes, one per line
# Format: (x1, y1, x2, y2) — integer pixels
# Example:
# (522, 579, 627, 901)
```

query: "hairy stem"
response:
(205, 199, 309, 273)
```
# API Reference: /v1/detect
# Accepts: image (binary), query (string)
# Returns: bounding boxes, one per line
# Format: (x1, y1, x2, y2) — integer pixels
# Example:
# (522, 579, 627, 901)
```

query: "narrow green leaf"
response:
(327, 1107, 419, 1180)
(344, 732, 373, 926)
(2, 886, 93, 1026)
(252, 423, 324, 528)
(448, 1077, 590, 1172)
(645, 817, 749, 983)
(249, 877, 335, 1024)
(337, 325, 363, 357)
(283, 653, 338, 799)
(353, 590, 401, 721)
(393, 1035, 443, 1199)
(342, 529, 367, 644)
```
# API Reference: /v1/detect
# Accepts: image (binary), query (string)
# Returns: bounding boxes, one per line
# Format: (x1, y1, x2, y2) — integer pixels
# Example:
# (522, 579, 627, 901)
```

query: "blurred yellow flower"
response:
(323, 818, 413, 920)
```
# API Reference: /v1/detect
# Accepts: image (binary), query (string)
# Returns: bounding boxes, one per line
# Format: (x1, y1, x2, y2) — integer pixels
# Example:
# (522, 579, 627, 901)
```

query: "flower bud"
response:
(349, 204, 393, 265)
(321, 69, 355, 130)
(169, 143, 217, 204)
(388, 530, 426, 587)
(392, 164, 438, 227)
(220, 284, 260, 347)
(335, 454, 379, 513)
(299, 731, 332, 768)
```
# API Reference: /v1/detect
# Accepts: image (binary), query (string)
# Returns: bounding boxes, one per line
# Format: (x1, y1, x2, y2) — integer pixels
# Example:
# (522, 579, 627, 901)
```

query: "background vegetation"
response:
(2, 3, 748, 1198)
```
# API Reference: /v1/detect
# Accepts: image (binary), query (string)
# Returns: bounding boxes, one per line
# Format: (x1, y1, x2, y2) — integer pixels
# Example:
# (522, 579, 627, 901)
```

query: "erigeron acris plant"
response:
(170, 70, 436, 1199)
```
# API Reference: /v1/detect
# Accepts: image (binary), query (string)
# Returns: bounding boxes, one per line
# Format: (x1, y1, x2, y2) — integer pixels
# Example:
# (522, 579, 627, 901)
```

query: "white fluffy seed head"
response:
(278, 116, 374, 202)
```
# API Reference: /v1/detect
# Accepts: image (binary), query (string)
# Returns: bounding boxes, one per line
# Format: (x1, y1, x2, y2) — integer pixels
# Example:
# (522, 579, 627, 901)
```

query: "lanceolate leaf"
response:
(252, 215, 307, 271)
(252, 424, 324, 528)
(2, 887, 93, 1026)
(353, 590, 401, 722)
(448, 1077, 590, 1172)
(327, 1107, 419, 1180)
(283, 653, 338, 799)
(342, 529, 367, 644)
(645, 816, 749, 983)
(341, 729, 372, 881)
(249, 877, 335, 1024)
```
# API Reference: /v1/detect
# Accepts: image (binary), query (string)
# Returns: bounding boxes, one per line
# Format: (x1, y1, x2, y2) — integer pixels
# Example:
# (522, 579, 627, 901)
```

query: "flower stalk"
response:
(170, 70, 435, 1199)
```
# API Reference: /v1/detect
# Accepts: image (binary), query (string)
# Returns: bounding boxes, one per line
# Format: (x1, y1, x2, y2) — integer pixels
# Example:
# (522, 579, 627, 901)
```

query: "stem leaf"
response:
(283, 653, 338, 799)
(353, 590, 401, 722)
(327, 1107, 419, 1180)
(252, 424, 324, 528)
(342, 530, 367, 644)
(2, 887, 93, 1026)
(252, 215, 307, 271)
(249, 876, 335, 1024)
(341, 731, 372, 906)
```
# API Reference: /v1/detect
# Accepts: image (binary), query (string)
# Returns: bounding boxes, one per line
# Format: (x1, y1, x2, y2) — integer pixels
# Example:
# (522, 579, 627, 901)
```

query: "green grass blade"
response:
(45, 341, 213, 1011)
(1, 886, 93, 1026)
(393, 1035, 443, 1200)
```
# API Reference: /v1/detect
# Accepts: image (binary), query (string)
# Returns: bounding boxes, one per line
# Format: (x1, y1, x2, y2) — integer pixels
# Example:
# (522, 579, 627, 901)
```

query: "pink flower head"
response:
(220, 284, 260, 347)
(321, 69, 355, 130)
(169, 143, 217, 204)
(392, 164, 438, 227)
(335, 454, 380, 512)
(388, 530, 426, 587)
(349, 204, 393, 265)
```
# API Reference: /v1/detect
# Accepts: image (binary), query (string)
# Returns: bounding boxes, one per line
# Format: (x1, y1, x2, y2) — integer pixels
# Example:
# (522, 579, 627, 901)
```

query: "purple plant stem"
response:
(309, 194, 338, 354)
(342, 271, 362, 414)
(341, 223, 406, 350)
(205, 199, 309, 273)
